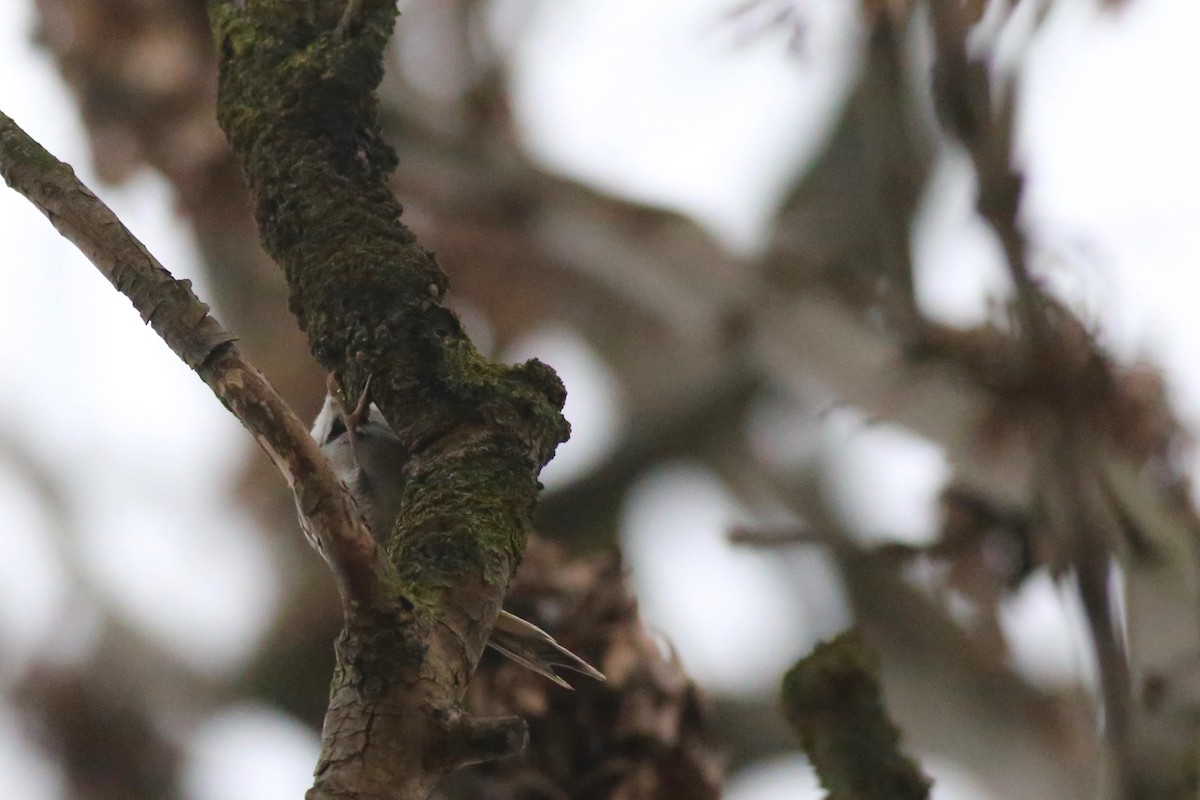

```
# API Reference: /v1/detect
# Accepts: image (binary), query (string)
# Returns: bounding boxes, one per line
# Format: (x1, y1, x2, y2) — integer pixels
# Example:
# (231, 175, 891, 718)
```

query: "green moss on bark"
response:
(209, 0, 567, 633)
(782, 631, 931, 800)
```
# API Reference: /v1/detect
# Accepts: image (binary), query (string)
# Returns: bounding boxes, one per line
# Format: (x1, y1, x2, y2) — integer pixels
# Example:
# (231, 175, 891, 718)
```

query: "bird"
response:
(301, 378, 605, 689)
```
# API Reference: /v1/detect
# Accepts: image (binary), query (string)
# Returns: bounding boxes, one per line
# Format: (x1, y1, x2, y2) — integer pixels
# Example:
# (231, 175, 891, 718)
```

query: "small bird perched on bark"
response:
(301, 378, 604, 689)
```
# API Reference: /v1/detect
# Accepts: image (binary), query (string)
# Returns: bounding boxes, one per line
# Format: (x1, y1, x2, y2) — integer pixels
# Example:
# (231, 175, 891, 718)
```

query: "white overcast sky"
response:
(2, 1, 1200, 799)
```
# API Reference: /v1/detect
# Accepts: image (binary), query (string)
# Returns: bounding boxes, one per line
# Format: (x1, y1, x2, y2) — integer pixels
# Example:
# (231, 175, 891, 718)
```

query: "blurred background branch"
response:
(781, 630, 930, 800)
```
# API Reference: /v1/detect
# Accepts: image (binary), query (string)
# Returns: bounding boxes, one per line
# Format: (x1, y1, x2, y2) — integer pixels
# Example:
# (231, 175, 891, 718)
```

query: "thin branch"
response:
(925, 7, 1170, 797)
(0, 109, 389, 612)
(727, 524, 815, 548)
(927, 3, 1054, 359)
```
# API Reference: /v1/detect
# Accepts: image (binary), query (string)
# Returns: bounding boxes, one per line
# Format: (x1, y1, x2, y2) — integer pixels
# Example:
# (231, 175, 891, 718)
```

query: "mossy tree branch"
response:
(782, 630, 931, 800)
(208, 0, 569, 797)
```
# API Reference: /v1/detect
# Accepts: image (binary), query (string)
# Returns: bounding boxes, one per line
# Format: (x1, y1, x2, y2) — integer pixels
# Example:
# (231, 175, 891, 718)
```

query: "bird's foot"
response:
(328, 372, 373, 466)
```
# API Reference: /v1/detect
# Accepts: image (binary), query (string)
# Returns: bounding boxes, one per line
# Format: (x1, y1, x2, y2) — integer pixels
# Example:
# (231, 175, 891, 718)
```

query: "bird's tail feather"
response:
(487, 610, 606, 689)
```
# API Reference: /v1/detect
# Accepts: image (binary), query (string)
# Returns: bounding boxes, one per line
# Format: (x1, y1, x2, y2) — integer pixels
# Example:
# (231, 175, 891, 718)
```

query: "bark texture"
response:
(209, 1, 570, 797)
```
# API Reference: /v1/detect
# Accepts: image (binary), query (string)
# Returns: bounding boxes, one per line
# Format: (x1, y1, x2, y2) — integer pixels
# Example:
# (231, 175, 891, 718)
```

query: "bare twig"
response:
(924, 6, 1200, 798)
(728, 525, 814, 548)
(0, 109, 388, 613)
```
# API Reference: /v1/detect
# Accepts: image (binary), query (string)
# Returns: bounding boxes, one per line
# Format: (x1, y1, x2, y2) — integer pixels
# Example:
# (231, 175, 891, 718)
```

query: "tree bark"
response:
(209, 1, 570, 797)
